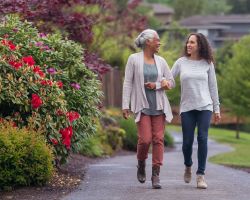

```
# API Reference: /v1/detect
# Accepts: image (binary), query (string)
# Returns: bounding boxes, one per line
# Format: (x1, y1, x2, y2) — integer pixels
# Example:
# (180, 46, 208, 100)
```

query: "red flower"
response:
(57, 81, 63, 88)
(66, 111, 80, 123)
(51, 138, 58, 145)
(59, 126, 73, 149)
(38, 71, 45, 78)
(9, 61, 22, 70)
(1, 39, 16, 51)
(31, 94, 43, 109)
(22, 56, 35, 66)
(56, 109, 64, 116)
(8, 42, 16, 51)
(33, 65, 41, 73)
(40, 80, 53, 86)
(33, 66, 45, 78)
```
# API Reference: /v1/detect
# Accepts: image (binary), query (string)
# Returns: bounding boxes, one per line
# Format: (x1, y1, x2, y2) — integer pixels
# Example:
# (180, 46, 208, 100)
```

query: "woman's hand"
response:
(214, 113, 221, 124)
(145, 82, 156, 90)
(122, 109, 130, 119)
(161, 79, 171, 90)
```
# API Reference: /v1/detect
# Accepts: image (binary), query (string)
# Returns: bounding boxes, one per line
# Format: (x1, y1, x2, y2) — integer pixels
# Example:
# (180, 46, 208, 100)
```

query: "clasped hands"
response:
(144, 79, 171, 90)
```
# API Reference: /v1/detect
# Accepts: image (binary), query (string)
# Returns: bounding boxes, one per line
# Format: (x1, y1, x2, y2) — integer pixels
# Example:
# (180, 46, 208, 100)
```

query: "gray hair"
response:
(134, 29, 158, 49)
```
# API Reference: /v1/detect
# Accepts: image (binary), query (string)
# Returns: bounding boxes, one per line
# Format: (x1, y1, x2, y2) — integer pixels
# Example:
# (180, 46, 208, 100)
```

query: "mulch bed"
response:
(0, 154, 101, 200)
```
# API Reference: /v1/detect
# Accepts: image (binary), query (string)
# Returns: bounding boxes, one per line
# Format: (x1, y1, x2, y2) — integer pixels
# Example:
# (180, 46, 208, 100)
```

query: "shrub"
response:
(79, 136, 103, 157)
(0, 121, 54, 190)
(80, 116, 126, 157)
(105, 126, 126, 151)
(0, 15, 101, 164)
(119, 118, 138, 151)
(164, 130, 174, 147)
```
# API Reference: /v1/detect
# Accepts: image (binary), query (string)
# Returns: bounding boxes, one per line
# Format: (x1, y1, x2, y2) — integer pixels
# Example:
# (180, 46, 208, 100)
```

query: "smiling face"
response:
(186, 35, 199, 56)
(146, 33, 161, 53)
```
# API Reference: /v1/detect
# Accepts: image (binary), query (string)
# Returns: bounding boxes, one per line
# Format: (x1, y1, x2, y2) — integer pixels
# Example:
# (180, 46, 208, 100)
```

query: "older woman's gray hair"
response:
(135, 29, 158, 49)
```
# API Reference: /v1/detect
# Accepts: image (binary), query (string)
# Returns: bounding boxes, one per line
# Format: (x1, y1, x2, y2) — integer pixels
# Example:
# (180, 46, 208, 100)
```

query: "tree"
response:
(0, 0, 148, 76)
(202, 0, 231, 15)
(171, 0, 203, 20)
(218, 35, 250, 138)
(227, 0, 250, 14)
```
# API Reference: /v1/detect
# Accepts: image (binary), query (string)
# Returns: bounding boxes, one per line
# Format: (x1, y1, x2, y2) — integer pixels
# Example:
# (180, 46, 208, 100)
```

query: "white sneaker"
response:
(184, 166, 192, 183)
(197, 175, 207, 189)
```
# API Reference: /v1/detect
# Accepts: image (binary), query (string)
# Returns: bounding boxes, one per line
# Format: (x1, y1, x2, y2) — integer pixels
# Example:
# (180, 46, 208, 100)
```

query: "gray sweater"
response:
(122, 52, 175, 122)
(171, 57, 220, 114)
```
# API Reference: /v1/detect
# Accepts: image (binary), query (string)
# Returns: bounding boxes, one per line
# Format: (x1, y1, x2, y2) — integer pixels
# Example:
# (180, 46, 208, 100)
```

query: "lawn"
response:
(167, 125, 250, 168)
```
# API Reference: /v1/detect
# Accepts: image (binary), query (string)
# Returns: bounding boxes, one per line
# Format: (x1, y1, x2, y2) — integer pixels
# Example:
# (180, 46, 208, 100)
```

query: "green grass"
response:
(167, 125, 250, 168)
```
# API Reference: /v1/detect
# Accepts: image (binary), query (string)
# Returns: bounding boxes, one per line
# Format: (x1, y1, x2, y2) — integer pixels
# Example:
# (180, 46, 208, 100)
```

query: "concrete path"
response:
(63, 131, 250, 200)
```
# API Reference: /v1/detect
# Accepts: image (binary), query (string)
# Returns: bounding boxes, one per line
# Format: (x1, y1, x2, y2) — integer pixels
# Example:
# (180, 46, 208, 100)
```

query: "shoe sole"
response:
(197, 186, 207, 189)
(152, 185, 162, 189)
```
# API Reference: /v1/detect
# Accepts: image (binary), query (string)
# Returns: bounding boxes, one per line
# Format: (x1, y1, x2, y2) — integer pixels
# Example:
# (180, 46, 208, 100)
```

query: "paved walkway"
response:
(63, 131, 250, 200)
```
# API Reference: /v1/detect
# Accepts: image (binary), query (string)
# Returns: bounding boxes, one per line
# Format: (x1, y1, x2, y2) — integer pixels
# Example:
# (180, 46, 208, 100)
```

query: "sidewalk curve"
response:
(62, 131, 250, 200)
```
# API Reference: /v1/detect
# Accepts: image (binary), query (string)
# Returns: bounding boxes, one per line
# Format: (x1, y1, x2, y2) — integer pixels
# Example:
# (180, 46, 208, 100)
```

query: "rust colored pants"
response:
(136, 113, 165, 167)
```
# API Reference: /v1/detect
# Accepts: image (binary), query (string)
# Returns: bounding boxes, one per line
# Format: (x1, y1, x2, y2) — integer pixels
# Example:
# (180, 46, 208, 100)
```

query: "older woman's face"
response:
(146, 34, 161, 53)
(186, 35, 198, 55)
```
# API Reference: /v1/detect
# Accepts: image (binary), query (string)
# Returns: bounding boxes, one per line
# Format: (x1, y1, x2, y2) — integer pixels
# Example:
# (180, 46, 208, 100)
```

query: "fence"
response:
(102, 68, 122, 108)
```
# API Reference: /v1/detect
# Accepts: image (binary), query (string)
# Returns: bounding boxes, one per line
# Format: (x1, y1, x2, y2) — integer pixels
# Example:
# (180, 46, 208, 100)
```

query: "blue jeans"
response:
(181, 110, 212, 175)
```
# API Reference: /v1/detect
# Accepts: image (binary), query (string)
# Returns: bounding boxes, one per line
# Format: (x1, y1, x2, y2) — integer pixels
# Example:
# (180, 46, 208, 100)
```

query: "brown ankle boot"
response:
(151, 166, 161, 189)
(137, 160, 146, 183)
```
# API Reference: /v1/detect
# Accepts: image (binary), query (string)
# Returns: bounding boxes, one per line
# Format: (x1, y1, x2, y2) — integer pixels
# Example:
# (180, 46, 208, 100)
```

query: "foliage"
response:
(209, 127, 250, 168)
(218, 35, 250, 118)
(153, 0, 231, 20)
(80, 114, 126, 157)
(0, 15, 101, 164)
(201, 0, 231, 15)
(0, 121, 54, 190)
(217, 35, 250, 138)
(79, 136, 104, 157)
(171, 0, 204, 20)
(0, 0, 148, 76)
(119, 117, 138, 151)
(164, 130, 174, 147)
(215, 41, 234, 76)
(227, 0, 250, 14)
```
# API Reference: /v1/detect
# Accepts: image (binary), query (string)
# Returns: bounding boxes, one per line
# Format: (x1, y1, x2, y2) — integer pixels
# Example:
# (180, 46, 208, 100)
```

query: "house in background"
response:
(142, 2, 174, 25)
(149, 3, 174, 25)
(179, 15, 250, 48)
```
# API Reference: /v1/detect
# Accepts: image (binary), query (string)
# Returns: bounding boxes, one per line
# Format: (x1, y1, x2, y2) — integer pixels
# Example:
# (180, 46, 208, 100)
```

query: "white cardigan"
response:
(122, 52, 175, 122)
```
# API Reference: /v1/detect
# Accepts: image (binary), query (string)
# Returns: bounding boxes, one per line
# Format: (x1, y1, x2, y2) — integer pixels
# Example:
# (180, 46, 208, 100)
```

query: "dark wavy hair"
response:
(183, 33, 214, 64)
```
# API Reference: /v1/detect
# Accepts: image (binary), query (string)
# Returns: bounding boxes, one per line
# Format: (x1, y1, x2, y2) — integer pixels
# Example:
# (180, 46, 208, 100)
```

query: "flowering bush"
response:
(0, 15, 101, 164)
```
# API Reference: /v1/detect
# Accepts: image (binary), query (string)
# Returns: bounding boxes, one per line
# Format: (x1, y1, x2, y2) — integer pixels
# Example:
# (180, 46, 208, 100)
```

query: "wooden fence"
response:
(102, 68, 122, 108)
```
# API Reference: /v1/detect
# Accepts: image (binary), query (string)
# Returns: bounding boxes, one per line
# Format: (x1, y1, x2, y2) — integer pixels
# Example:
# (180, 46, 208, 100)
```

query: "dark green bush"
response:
(80, 116, 126, 157)
(164, 130, 174, 147)
(0, 122, 54, 190)
(119, 117, 174, 150)
(79, 136, 103, 157)
(119, 118, 138, 151)
(105, 126, 125, 151)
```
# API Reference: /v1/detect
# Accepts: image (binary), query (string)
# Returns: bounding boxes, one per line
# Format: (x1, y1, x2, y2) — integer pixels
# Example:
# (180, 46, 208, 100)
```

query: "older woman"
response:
(171, 33, 221, 189)
(122, 29, 174, 189)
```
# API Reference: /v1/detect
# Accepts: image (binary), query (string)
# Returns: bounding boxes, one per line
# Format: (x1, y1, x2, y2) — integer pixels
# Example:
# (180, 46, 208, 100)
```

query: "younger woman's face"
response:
(186, 35, 199, 56)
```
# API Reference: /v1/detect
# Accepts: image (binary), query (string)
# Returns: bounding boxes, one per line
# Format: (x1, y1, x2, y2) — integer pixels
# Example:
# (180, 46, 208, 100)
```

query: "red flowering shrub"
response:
(0, 15, 101, 164)
(31, 94, 43, 109)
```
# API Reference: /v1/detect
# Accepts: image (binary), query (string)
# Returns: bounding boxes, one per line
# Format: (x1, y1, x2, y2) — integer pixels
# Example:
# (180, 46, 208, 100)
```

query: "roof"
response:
(141, 2, 174, 14)
(150, 3, 174, 14)
(180, 15, 250, 26)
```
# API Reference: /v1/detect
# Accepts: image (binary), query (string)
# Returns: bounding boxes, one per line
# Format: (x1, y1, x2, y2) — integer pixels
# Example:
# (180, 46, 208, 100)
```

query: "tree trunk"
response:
(236, 116, 240, 139)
